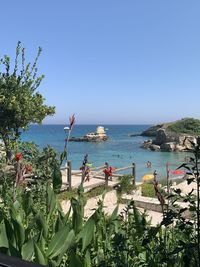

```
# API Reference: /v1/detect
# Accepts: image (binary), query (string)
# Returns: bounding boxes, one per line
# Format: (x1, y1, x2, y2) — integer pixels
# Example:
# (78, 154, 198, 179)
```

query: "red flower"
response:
(15, 153, 23, 162)
(69, 114, 75, 130)
(25, 164, 32, 173)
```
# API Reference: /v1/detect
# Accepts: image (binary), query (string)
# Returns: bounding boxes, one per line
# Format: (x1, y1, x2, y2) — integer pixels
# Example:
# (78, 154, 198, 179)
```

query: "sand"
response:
(61, 178, 199, 227)
(61, 190, 163, 226)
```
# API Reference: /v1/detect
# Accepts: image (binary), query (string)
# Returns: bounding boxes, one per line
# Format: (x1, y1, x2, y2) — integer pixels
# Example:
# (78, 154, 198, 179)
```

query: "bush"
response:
(167, 118, 200, 135)
(117, 175, 135, 195)
(141, 182, 156, 198)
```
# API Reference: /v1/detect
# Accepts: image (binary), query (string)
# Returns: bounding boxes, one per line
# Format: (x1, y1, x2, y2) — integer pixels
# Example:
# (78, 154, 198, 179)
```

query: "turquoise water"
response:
(21, 125, 189, 181)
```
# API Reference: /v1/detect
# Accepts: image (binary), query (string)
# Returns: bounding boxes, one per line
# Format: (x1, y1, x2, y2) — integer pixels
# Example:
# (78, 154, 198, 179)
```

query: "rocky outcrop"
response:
(69, 126, 108, 142)
(141, 124, 164, 137)
(141, 128, 197, 152)
(128, 133, 141, 137)
(69, 136, 108, 142)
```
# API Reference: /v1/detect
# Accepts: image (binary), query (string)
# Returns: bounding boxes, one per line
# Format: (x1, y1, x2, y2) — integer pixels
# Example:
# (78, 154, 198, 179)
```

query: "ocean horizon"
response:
(21, 124, 189, 181)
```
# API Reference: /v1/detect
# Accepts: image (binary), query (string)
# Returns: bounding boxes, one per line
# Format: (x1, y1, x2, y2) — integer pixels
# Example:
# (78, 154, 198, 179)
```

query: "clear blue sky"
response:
(1, 1, 200, 124)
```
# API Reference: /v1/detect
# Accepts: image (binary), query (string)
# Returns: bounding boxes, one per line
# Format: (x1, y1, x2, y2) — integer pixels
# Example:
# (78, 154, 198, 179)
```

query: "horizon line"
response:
(33, 123, 153, 126)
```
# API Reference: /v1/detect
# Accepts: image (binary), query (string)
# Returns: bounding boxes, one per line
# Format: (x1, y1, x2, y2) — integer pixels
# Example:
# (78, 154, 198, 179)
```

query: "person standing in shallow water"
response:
(146, 161, 152, 168)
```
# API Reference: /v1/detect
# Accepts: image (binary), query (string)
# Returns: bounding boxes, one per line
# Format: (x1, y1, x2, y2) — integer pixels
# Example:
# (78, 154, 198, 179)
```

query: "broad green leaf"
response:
(109, 205, 118, 222)
(4, 219, 15, 247)
(69, 253, 83, 267)
(84, 250, 91, 267)
(8, 242, 21, 258)
(77, 216, 95, 252)
(35, 212, 48, 239)
(55, 230, 76, 266)
(34, 242, 47, 265)
(53, 164, 62, 193)
(48, 260, 57, 267)
(12, 219, 25, 249)
(0, 220, 8, 248)
(22, 191, 33, 216)
(71, 197, 83, 234)
(133, 205, 144, 236)
(47, 228, 75, 259)
(60, 150, 67, 165)
(54, 209, 67, 232)
(65, 205, 71, 222)
(38, 230, 46, 252)
(138, 251, 146, 263)
(10, 201, 22, 222)
(47, 183, 56, 216)
(22, 239, 34, 261)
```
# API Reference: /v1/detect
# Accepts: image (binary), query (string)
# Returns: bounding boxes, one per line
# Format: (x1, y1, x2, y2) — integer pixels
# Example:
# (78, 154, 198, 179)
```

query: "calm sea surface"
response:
(21, 125, 189, 181)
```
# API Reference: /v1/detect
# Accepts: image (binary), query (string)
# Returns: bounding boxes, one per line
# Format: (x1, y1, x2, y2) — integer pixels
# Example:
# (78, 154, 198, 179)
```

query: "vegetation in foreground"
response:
(0, 139, 199, 266)
(0, 41, 55, 162)
(0, 43, 200, 267)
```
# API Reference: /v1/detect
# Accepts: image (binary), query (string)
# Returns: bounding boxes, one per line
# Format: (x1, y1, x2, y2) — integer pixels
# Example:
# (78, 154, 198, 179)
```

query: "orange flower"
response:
(25, 164, 32, 173)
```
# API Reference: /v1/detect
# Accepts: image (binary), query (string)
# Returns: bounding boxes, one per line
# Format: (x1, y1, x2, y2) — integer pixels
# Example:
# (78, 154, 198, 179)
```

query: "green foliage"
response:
(0, 41, 55, 161)
(117, 175, 136, 195)
(167, 118, 200, 135)
(0, 135, 200, 266)
(0, 170, 199, 266)
(58, 185, 113, 202)
(141, 182, 156, 198)
(18, 141, 61, 182)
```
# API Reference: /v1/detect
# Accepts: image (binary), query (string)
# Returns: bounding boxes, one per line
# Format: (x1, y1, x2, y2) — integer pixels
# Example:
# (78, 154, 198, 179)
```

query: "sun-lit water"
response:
(21, 125, 190, 181)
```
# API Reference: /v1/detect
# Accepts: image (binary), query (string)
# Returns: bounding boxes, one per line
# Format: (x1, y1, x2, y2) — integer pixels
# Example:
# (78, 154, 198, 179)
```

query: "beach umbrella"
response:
(142, 174, 154, 182)
(171, 170, 185, 175)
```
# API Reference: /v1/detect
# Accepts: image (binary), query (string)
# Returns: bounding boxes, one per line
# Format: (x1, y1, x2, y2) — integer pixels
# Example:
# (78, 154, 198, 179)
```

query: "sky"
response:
(1, 0, 200, 124)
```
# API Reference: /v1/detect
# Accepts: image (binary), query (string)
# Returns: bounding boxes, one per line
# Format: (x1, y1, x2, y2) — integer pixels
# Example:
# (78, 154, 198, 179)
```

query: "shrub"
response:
(167, 118, 200, 135)
(117, 175, 135, 195)
(141, 182, 156, 198)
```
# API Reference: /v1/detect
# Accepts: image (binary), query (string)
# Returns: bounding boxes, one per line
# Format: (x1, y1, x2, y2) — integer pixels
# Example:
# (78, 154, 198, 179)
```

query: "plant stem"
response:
(195, 153, 200, 266)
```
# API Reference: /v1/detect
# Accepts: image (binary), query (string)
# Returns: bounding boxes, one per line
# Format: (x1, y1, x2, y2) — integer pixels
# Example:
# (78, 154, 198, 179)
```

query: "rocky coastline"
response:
(140, 122, 198, 152)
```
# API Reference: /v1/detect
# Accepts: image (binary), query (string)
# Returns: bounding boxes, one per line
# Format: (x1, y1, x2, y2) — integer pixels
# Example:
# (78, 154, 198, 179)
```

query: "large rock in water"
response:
(153, 129, 179, 145)
(150, 144, 161, 151)
(160, 142, 176, 151)
(141, 123, 198, 152)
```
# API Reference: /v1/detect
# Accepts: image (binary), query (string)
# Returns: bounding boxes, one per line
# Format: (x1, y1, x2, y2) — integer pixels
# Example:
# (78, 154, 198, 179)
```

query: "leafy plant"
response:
(167, 118, 200, 135)
(141, 182, 156, 198)
(0, 42, 55, 162)
(117, 175, 135, 194)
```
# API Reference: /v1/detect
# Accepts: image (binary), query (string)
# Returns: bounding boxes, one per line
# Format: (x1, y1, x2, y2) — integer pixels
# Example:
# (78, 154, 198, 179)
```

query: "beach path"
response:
(61, 169, 122, 191)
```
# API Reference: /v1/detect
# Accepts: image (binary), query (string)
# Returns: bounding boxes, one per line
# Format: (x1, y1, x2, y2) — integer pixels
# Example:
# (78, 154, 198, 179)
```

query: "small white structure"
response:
(96, 126, 106, 137)
(85, 126, 107, 140)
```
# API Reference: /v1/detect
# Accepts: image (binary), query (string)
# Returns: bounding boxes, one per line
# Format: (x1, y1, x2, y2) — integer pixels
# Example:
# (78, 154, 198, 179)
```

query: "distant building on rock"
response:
(69, 126, 108, 142)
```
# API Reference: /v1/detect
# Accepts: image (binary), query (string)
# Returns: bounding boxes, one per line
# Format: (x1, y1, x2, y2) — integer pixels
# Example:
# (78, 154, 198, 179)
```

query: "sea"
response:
(21, 125, 190, 182)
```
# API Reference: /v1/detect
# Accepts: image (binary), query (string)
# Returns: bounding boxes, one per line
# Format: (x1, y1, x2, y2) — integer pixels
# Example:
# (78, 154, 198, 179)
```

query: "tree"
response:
(0, 41, 55, 161)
